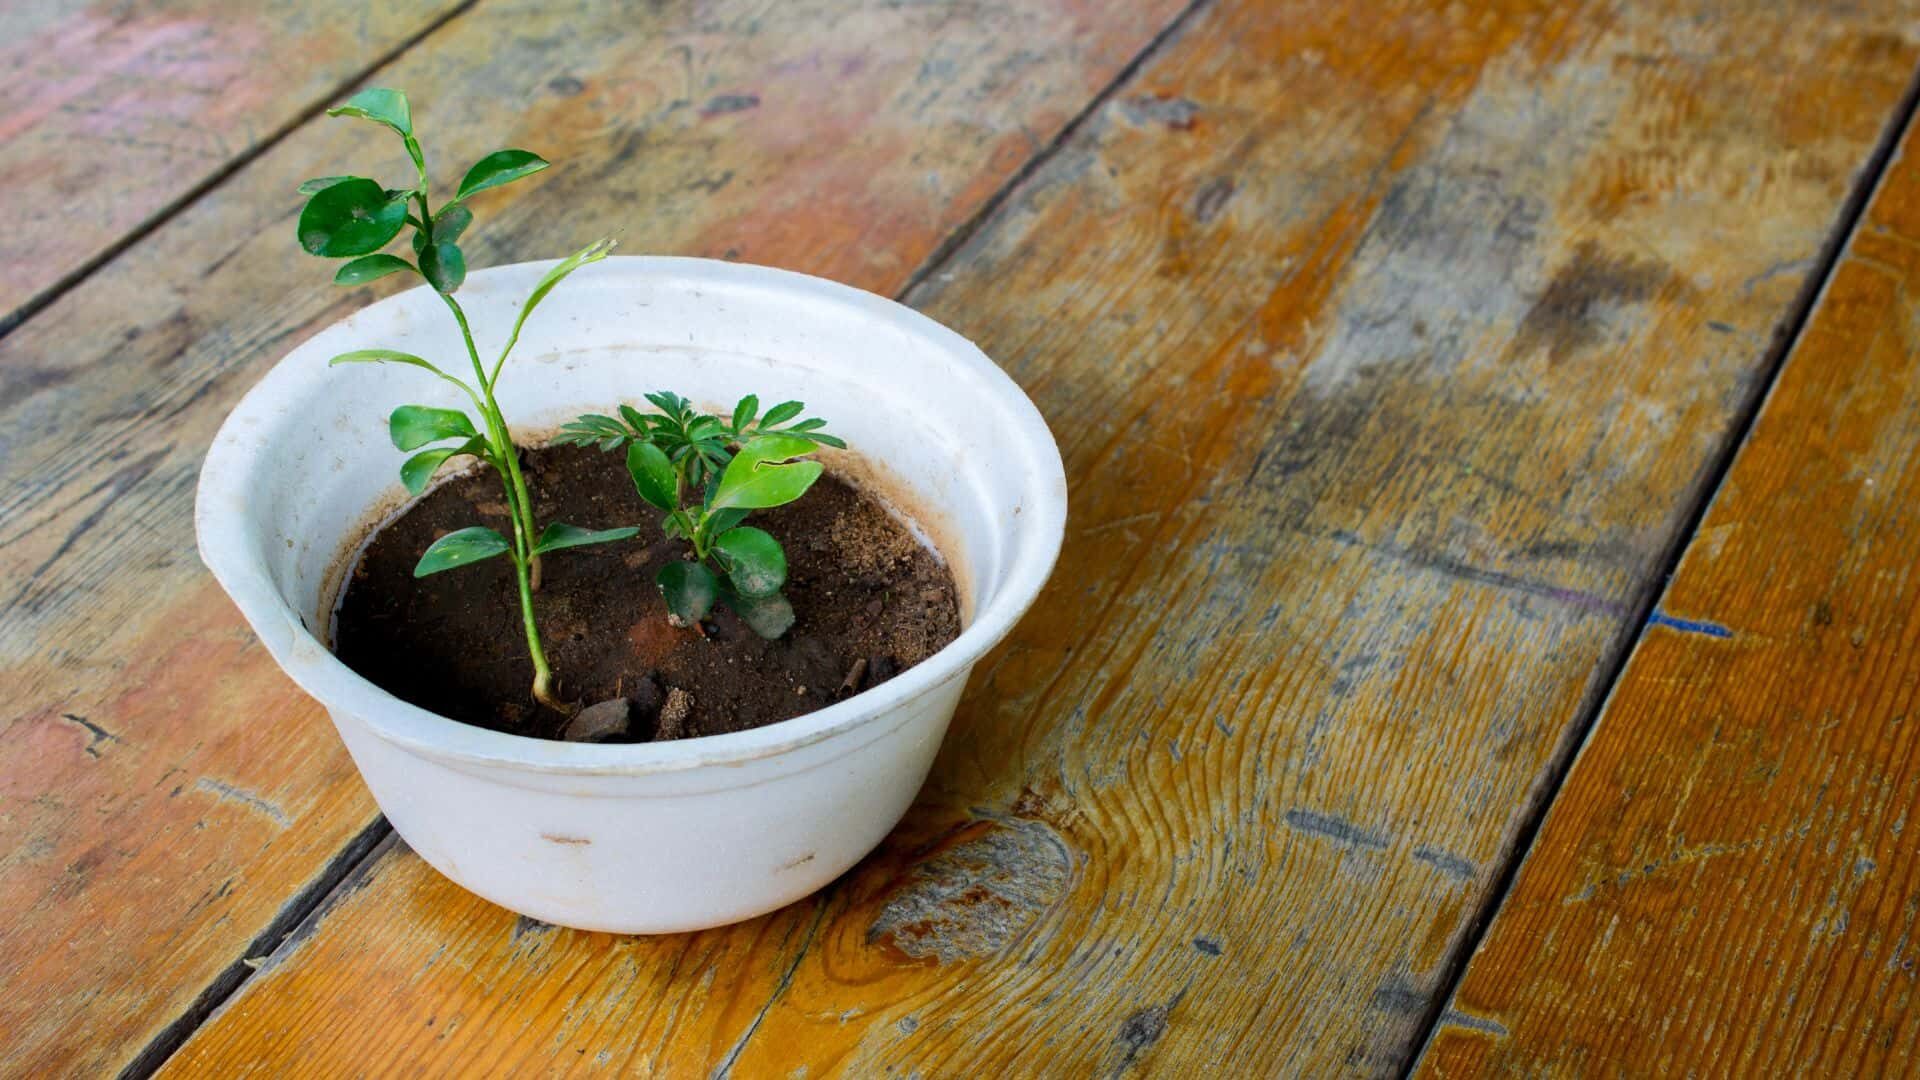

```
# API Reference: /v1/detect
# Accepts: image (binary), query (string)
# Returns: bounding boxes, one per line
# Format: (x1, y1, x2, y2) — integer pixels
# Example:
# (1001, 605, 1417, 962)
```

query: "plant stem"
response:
(439, 291, 561, 710)
(513, 547, 564, 712)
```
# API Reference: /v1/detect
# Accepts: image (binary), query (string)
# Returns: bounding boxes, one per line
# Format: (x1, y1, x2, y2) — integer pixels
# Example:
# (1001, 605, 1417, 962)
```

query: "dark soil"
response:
(333, 444, 961, 742)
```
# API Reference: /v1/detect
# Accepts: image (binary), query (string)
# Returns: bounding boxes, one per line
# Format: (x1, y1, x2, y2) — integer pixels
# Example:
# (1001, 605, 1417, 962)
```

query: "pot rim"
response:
(195, 255, 1066, 777)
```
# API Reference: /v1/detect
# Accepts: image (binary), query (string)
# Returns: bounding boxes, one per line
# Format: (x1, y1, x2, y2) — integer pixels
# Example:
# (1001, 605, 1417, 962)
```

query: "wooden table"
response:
(7, 0, 1920, 1074)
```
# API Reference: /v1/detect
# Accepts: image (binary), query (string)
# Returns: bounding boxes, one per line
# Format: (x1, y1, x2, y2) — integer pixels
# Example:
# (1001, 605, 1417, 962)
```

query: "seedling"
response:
(298, 87, 631, 712)
(557, 393, 844, 638)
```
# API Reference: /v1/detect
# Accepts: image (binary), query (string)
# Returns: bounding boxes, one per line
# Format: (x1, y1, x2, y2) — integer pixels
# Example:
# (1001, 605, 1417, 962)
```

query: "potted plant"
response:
(195, 89, 1065, 933)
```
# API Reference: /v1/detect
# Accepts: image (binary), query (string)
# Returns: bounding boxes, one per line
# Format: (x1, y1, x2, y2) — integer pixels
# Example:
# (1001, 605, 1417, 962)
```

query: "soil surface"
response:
(334, 444, 961, 742)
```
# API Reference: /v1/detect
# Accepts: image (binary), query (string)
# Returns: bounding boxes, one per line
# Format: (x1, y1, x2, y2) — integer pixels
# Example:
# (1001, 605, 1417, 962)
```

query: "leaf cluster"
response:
(297, 89, 549, 296)
(557, 392, 843, 487)
(560, 397, 843, 638)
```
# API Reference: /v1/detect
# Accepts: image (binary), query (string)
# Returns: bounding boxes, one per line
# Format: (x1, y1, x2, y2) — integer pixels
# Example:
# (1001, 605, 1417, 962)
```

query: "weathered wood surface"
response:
(0, 0, 1189, 1073)
(159, 0, 1920, 1074)
(1419, 105, 1920, 1078)
(0, 0, 463, 326)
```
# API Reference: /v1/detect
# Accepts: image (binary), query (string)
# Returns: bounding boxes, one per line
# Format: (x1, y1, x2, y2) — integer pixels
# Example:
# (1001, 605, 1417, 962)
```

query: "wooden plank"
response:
(0, 0, 463, 325)
(1418, 105, 1920, 1077)
(160, 0, 1920, 1074)
(0, 1, 1189, 1073)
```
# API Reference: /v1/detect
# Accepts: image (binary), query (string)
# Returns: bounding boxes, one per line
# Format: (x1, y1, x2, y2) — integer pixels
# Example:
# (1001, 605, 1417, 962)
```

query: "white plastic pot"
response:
(195, 256, 1065, 933)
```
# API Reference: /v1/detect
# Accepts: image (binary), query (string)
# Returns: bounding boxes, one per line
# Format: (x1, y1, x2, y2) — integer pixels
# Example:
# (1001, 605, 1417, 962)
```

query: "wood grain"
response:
(161, 0, 1920, 1075)
(1419, 98, 1920, 1078)
(0, 0, 463, 324)
(0, 0, 1188, 1072)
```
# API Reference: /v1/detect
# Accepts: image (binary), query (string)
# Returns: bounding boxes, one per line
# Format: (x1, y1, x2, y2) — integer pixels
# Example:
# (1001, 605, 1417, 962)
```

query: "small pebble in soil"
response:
(563, 698, 630, 743)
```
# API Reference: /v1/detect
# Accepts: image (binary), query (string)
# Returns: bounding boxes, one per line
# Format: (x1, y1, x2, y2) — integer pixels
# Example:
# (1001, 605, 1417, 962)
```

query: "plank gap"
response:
(892, 0, 1216, 302)
(1397, 51, 1920, 1080)
(118, 818, 391, 1080)
(0, 0, 482, 342)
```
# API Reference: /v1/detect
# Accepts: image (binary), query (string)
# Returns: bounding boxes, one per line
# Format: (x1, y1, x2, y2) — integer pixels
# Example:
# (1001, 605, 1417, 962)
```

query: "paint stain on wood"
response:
(1513, 240, 1670, 364)
(58, 713, 121, 758)
(194, 778, 291, 828)
(1192, 176, 1236, 223)
(702, 92, 761, 116)
(1113, 996, 1176, 1073)
(1119, 92, 1200, 130)
(1285, 808, 1392, 851)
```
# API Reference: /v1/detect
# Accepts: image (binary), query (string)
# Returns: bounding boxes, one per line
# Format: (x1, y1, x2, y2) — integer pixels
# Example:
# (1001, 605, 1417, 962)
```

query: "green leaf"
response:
(413, 526, 509, 577)
(657, 561, 718, 623)
(702, 507, 749, 540)
(739, 433, 817, 460)
(761, 400, 804, 427)
(557, 414, 632, 448)
(420, 240, 466, 293)
(400, 438, 484, 495)
(731, 395, 759, 433)
(327, 87, 411, 136)
(298, 175, 358, 195)
(434, 204, 473, 243)
(532, 522, 641, 555)
(618, 403, 649, 432)
(626, 440, 677, 511)
(713, 527, 786, 597)
(453, 149, 550, 203)
(710, 435, 823, 511)
(330, 349, 476, 402)
(390, 404, 478, 451)
(330, 348, 438, 372)
(727, 589, 795, 639)
(508, 238, 613, 336)
(333, 253, 415, 285)
(299, 178, 408, 258)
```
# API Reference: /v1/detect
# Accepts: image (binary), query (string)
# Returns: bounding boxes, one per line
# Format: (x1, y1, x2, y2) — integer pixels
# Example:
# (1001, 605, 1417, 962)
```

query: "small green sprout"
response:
(298, 87, 629, 712)
(556, 394, 845, 638)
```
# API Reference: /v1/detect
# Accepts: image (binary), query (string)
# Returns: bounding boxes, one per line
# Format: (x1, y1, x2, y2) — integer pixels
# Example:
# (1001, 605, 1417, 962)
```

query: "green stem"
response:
(440, 296, 538, 570)
(405, 142, 564, 711)
(439, 291, 560, 710)
(511, 543, 562, 711)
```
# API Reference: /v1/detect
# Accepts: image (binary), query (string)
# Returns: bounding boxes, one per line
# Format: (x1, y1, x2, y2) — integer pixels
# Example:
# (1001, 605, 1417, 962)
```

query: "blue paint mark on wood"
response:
(1440, 1008, 1511, 1037)
(1285, 808, 1391, 850)
(1412, 845, 1476, 881)
(1647, 610, 1733, 638)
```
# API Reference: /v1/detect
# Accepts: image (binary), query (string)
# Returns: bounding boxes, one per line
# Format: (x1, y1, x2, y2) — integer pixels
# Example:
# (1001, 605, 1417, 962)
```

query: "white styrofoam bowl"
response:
(195, 256, 1065, 933)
